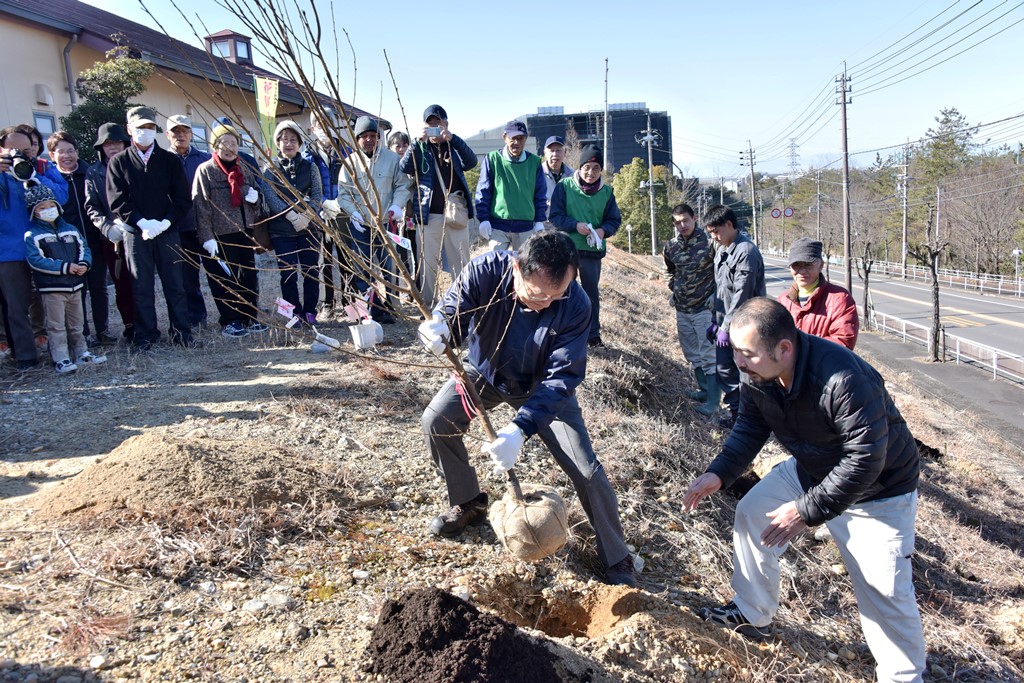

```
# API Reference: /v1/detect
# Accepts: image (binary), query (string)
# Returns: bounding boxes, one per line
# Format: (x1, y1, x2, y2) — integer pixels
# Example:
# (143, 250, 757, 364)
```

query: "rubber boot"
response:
(695, 373, 722, 416)
(687, 367, 707, 401)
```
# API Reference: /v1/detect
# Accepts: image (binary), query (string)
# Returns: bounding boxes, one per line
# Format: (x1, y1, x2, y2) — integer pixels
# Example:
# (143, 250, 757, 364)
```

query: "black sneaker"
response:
(605, 554, 637, 587)
(429, 493, 488, 537)
(699, 601, 772, 641)
(588, 336, 604, 348)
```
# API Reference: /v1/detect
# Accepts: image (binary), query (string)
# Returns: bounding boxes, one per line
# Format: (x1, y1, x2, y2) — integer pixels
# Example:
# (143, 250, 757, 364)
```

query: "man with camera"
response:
(1, 126, 69, 370)
(399, 104, 477, 308)
(106, 106, 194, 350)
(475, 120, 547, 253)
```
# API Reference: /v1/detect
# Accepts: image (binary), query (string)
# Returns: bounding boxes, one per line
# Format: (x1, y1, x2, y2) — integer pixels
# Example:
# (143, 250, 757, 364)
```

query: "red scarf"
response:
(213, 154, 244, 207)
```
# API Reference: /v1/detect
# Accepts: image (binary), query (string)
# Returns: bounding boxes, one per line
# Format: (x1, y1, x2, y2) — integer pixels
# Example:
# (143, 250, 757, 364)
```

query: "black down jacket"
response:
(706, 331, 919, 526)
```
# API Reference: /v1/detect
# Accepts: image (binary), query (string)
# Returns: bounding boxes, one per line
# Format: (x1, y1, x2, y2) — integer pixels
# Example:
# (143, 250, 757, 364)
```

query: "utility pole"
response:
(936, 185, 942, 270)
(740, 141, 757, 243)
(636, 113, 662, 256)
(900, 144, 910, 278)
(603, 58, 610, 175)
(815, 169, 821, 242)
(837, 62, 853, 291)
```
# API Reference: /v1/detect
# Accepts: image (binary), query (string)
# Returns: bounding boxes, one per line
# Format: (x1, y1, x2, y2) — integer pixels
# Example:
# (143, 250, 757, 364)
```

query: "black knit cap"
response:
(579, 144, 603, 167)
(24, 181, 58, 216)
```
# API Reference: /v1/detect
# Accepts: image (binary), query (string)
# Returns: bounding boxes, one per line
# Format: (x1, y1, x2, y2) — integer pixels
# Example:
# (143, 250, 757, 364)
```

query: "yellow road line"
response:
(944, 316, 984, 328)
(872, 289, 1024, 330)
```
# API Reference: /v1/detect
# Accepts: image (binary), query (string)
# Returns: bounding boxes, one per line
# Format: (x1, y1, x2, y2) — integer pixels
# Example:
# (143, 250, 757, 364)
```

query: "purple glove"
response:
(715, 328, 731, 347)
(706, 323, 718, 343)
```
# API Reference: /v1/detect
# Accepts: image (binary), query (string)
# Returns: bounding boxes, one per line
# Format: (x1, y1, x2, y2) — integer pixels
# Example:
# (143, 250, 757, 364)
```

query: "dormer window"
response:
(204, 31, 253, 65)
(211, 40, 230, 59)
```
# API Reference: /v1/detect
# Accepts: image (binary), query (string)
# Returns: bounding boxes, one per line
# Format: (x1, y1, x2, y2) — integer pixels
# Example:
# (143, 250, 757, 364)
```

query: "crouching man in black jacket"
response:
(684, 297, 925, 683)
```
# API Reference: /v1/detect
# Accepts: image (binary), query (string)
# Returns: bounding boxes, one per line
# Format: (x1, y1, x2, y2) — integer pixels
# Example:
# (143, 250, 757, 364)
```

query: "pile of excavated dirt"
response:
(32, 428, 346, 521)
(364, 587, 562, 683)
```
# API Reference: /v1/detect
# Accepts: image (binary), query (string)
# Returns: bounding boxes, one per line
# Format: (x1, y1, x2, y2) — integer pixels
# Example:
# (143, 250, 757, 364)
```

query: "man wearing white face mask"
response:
(106, 106, 194, 350)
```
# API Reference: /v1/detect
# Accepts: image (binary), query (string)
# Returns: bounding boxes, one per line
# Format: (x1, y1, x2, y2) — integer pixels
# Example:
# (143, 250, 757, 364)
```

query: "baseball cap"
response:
(423, 104, 448, 122)
(544, 135, 565, 149)
(504, 120, 528, 138)
(127, 106, 158, 127)
(166, 115, 192, 130)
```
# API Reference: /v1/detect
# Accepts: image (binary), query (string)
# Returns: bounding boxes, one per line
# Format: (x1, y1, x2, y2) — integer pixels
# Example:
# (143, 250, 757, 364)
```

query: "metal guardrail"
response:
(868, 310, 1024, 385)
(763, 248, 1024, 298)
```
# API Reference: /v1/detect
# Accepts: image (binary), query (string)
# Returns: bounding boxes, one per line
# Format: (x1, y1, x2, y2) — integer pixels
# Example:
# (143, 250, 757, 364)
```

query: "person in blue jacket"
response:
(474, 119, 547, 253)
(416, 230, 636, 587)
(548, 144, 621, 347)
(23, 182, 106, 373)
(1, 126, 68, 371)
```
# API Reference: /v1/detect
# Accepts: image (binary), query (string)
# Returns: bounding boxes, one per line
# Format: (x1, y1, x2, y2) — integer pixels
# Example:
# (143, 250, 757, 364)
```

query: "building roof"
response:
(0, 0, 385, 126)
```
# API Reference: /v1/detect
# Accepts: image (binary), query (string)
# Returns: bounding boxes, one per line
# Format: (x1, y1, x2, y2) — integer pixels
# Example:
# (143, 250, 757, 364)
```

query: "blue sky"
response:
(84, 0, 1024, 178)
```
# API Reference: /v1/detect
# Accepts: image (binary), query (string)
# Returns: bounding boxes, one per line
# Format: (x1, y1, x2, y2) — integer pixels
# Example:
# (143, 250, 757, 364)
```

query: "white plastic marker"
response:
(311, 325, 343, 353)
(388, 232, 412, 251)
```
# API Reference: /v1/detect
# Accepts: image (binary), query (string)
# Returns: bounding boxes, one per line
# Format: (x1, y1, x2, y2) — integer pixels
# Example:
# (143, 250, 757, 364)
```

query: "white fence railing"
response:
(868, 311, 1024, 384)
(764, 248, 1024, 298)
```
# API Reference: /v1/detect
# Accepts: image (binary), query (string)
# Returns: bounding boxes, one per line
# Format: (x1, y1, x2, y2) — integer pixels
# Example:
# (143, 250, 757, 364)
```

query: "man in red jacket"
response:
(777, 237, 858, 350)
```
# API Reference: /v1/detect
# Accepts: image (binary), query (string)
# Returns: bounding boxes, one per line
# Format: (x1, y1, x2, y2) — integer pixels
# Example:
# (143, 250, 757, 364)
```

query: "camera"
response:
(425, 127, 444, 138)
(2, 151, 34, 182)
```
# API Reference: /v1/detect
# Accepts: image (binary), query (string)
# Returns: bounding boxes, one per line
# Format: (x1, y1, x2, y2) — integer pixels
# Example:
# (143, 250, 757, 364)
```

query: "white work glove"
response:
(244, 187, 259, 204)
(286, 210, 311, 232)
(478, 220, 492, 240)
(533, 222, 545, 232)
(321, 199, 342, 220)
(107, 219, 126, 243)
(416, 312, 450, 357)
(483, 423, 525, 476)
(202, 239, 218, 258)
(350, 211, 366, 234)
(154, 219, 171, 237)
(587, 232, 598, 248)
(386, 204, 401, 220)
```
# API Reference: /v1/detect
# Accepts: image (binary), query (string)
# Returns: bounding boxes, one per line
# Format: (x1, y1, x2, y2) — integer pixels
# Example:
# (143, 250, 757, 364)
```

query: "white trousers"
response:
(731, 458, 926, 683)
(418, 213, 471, 308)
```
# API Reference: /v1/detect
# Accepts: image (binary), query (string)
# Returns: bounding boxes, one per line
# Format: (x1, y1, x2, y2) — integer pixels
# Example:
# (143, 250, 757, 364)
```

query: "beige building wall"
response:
(1, 15, 297, 157)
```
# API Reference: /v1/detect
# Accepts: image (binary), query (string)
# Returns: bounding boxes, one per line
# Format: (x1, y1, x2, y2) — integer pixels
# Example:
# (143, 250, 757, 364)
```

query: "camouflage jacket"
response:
(663, 228, 715, 313)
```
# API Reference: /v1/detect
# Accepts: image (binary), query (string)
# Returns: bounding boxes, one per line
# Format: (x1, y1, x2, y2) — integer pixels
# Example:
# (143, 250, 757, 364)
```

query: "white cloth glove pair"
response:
(244, 187, 260, 204)
(202, 239, 218, 258)
(286, 210, 311, 232)
(350, 211, 366, 234)
(106, 219, 126, 243)
(533, 222, 545, 232)
(586, 223, 603, 249)
(483, 423, 525, 476)
(321, 199, 342, 220)
(417, 312, 450, 357)
(478, 220, 492, 240)
(138, 218, 170, 240)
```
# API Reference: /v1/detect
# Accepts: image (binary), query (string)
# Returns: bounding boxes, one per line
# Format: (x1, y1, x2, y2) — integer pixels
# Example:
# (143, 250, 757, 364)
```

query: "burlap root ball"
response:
(489, 484, 569, 562)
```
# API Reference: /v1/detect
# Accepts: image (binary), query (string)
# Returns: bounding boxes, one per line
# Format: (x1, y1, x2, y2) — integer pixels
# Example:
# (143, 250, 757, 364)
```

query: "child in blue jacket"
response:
(23, 183, 106, 373)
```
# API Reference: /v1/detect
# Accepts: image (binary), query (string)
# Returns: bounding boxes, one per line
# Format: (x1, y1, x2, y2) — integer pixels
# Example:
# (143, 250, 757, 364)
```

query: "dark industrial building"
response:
(526, 104, 672, 174)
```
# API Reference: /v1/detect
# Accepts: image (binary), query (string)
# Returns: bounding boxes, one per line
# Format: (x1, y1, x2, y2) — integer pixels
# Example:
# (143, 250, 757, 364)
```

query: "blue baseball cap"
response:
(544, 135, 565, 149)
(504, 120, 528, 138)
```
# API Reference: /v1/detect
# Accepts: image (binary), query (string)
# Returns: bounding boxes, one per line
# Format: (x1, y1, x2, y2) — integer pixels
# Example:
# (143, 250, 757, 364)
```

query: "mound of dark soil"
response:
(364, 587, 561, 683)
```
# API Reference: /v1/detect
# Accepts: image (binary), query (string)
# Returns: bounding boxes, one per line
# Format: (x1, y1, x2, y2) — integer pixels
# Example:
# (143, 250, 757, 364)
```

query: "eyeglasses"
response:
(518, 278, 570, 303)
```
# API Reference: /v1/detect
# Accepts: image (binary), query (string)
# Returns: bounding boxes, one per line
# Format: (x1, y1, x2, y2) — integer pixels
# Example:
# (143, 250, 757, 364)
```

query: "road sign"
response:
(784, 207, 794, 217)
(771, 208, 782, 218)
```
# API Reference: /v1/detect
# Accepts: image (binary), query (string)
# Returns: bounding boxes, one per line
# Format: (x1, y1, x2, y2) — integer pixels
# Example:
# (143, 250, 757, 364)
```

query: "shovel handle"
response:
(506, 468, 524, 501)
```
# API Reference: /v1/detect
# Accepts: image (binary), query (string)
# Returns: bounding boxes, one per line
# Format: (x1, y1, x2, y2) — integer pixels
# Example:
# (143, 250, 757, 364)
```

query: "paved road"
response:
(763, 256, 1024, 357)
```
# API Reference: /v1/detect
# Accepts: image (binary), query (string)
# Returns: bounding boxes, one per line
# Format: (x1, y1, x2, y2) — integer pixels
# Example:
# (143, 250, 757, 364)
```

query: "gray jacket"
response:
(713, 232, 765, 332)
